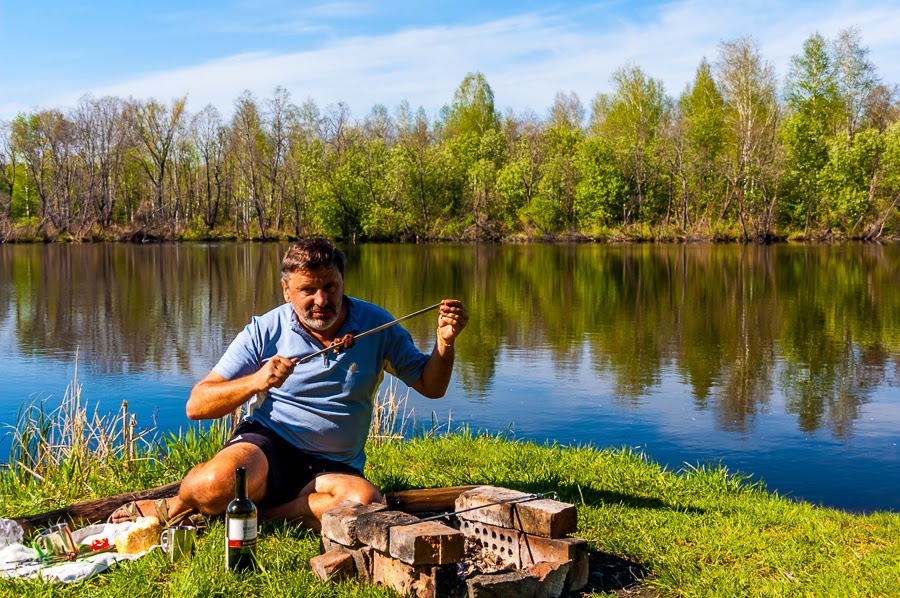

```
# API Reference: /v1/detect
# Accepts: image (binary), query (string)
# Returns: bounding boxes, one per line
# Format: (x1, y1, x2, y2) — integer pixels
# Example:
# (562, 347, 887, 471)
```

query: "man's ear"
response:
(281, 278, 291, 303)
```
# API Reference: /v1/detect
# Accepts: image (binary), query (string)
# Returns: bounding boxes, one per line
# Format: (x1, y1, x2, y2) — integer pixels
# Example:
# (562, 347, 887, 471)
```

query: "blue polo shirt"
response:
(213, 297, 429, 470)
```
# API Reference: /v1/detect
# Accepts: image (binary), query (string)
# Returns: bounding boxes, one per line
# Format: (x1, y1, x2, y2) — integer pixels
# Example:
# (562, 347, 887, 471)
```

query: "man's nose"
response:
(314, 289, 329, 305)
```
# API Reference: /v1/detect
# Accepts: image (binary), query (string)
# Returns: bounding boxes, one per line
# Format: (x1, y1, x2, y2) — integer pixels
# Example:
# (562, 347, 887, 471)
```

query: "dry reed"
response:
(368, 378, 414, 446)
(5, 349, 155, 483)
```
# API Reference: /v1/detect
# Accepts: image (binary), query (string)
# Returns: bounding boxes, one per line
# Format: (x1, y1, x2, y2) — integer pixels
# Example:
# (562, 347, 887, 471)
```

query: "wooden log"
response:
(13, 481, 182, 536)
(12, 482, 479, 537)
(384, 485, 480, 513)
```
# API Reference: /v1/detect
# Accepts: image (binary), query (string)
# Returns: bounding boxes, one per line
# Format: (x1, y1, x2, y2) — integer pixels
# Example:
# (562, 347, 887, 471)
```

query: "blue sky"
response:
(2, 1, 899, 120)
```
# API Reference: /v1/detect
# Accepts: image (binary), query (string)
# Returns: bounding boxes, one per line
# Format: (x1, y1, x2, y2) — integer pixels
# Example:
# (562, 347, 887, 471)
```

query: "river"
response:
(0, 242, 897, 513)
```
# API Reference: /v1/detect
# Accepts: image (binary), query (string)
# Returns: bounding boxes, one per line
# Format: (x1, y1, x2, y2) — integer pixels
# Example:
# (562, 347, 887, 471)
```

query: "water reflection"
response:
(1, 243, 898, 442)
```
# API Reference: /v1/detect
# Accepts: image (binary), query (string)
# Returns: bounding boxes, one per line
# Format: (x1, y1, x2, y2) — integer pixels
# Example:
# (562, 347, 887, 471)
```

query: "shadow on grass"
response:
(586, 550, 659, 597)
(381, 478, 706, 515)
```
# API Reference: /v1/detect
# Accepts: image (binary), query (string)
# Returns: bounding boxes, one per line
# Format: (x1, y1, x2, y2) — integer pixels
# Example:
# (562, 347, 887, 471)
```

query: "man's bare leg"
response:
(111, 443, 269, 523)
(261, 473, 382, 532)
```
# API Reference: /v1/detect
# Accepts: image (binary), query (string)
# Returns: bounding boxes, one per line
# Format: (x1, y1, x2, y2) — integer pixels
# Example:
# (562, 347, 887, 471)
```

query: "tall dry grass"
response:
(368, 378, 415, 446)
(4, 350, 154, 488)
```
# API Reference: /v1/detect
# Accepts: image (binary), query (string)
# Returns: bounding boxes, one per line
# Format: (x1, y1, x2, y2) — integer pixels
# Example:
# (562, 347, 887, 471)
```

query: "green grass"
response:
(1, 395, 898, 596)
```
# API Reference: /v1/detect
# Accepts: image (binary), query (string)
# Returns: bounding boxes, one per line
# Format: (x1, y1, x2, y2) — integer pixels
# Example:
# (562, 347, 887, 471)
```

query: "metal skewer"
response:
(396, 491, 559, 525)
(298, 302, 443, 364)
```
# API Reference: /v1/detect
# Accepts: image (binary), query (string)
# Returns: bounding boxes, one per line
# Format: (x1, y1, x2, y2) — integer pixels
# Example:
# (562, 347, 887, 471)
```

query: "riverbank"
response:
(1, 422, 897, 596)
(4, 219, 898, 244)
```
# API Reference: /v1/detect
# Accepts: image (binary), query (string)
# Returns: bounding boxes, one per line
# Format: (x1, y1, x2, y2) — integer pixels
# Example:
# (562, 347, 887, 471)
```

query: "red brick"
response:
(514, 499, 577, 538)
(564, 551, 589, 592)
(356, 509, 420, 553)
(458, 519, 522, 568)
(455, 486, 523, 528)
(519, 535, 587, 568)
(320, 500, 387, 547)
(309, 549, 355, 582)
(319, 540, 374, 583)
(466, 570, 538, 598)
(372, 551, 462, 598)
(455, 486, 577, 538)
(527, 561, 571, 598)
(390, 520, 465, 565)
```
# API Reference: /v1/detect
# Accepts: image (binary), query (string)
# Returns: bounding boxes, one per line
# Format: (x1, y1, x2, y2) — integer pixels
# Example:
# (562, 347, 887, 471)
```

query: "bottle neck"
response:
(234, 467, 247, 500)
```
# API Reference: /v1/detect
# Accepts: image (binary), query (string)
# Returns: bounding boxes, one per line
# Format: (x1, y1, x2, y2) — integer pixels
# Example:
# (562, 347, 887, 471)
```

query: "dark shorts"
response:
(224, 419, 364, 509)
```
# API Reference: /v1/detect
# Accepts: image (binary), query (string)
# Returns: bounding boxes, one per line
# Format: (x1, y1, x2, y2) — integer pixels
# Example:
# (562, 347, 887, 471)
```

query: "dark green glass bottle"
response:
(225, 467, 257, 572)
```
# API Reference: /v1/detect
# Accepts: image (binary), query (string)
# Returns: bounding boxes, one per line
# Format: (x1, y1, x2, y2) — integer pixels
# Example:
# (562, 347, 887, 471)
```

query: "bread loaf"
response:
(115, 516, 161, 555)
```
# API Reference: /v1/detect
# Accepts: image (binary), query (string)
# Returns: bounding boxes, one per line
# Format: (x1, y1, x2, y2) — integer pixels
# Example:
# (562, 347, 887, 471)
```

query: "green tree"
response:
(497, 110, 545, 235)
(574, 136, 628, 229)
(125, 96, 188, 230)
(833, 27, 879, 140)
(536, 92, 584, 231)
(442, 72, 501, 138)
(716, 36, 780, 240)
(781, 33, 840, 235)
(677, 59, 726, 229)
(593, 66, 668, 225)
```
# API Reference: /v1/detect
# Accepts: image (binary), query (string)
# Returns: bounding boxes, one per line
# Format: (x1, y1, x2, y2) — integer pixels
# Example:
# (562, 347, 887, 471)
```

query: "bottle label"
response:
(227, 517, 257, 548)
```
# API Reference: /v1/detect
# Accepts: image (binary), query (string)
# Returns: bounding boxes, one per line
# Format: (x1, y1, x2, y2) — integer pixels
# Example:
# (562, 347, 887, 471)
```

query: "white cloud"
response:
(13, 0, 900, 122)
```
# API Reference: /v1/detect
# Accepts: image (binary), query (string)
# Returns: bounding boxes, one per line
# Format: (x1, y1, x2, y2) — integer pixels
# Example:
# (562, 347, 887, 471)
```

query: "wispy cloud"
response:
(25, 0, 900, 122)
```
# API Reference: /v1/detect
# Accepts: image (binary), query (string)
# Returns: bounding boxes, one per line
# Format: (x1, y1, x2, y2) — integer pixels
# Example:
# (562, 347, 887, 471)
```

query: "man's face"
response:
(281, 266, 344, 332)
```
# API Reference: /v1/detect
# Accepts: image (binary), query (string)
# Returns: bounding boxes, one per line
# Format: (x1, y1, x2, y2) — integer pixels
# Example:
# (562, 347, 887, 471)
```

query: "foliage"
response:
(1, 31, 900, 242)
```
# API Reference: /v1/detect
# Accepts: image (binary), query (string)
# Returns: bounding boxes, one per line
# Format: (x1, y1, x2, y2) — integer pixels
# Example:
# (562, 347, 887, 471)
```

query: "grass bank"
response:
(1, 389, 898, 596)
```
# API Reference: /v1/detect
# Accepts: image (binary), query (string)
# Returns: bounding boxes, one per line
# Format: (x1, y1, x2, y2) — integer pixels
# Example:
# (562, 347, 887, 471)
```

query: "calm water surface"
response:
(1, 243, 898, 513)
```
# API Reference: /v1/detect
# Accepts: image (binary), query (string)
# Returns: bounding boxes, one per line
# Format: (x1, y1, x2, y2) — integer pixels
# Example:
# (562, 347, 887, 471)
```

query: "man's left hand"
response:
(437, 299, 468, 347)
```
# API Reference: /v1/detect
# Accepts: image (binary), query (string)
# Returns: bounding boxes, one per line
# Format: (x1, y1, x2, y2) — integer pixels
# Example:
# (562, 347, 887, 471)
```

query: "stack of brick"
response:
(310, 485, 588, 598)
(455, 486, 588, 597)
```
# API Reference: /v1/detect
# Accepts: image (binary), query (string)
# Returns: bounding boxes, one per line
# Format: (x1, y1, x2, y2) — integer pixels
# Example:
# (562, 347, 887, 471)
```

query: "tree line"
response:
(1, 29, 898, 243)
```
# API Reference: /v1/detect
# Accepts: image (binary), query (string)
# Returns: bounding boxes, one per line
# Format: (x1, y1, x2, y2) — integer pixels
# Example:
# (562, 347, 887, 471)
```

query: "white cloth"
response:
(0, 522, 159, 583)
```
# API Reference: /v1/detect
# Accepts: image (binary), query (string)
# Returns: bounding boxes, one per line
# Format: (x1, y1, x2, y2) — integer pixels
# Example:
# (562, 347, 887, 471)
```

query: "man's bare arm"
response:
(412, 299, 468, 399)
(186, 356, 297, 420)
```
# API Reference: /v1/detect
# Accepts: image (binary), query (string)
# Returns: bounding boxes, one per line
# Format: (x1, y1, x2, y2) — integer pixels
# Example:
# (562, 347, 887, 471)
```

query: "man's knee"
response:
(341, 479, 383, 505)
(313, 473, 382, 506)
(181, 446, 268, 512)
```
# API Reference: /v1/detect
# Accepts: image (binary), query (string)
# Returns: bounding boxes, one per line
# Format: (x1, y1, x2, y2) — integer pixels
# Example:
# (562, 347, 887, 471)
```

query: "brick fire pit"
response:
(310, 485, 588, 598)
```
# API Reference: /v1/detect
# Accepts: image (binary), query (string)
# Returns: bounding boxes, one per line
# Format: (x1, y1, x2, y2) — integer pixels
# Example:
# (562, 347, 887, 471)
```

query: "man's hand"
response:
(255, 355, 298, 391)
(437, 299, 468, 347)
(331, 333, 356, 354)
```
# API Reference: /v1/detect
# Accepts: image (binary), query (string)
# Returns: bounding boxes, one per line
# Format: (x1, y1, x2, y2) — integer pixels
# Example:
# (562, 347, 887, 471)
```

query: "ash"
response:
(460, 536, 511, 579)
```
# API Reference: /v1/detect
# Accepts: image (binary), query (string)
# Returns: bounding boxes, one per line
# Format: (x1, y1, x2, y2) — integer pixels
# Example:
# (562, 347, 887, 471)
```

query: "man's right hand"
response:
(187, 355, 299, 420)
(256, 355, 298, 391)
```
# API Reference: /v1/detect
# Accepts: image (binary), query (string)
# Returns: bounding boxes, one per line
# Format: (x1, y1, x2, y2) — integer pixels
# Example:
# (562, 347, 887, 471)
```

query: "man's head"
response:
(281, 238, 346, 282)
(281, 239, 346, 333)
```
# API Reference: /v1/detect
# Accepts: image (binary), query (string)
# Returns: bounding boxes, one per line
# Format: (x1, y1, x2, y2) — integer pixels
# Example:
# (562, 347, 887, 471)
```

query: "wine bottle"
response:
(225, 466, 257, 572)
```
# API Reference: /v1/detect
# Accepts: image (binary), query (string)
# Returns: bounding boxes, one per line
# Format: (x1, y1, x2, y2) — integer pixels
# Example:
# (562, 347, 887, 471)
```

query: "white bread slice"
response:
(115, 516, 161, 555)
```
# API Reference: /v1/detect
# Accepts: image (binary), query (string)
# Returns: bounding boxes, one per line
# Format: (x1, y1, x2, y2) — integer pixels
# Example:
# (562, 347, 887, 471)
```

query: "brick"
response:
(356, 509, 420, 553)
(519, 535, 587, 568)
(319, 540, 374, 583)
(390, 520, 465, 565)
(514, 499, 577, 538)
(310, 549, 355, 582)
(564, 551, 589, 592)
(373, 551, 462, 598)
(466, 570, 538, 598)
(455, 486, 523, 528)
(455, 486, 577, 538)
(527, 561, 571, 598)
(458, 519, 522, 568)
(321, 500, 387, 546)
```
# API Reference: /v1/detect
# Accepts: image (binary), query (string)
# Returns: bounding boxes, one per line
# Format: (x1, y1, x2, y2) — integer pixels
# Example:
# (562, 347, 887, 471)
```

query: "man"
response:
(114, 238, 468, 530)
